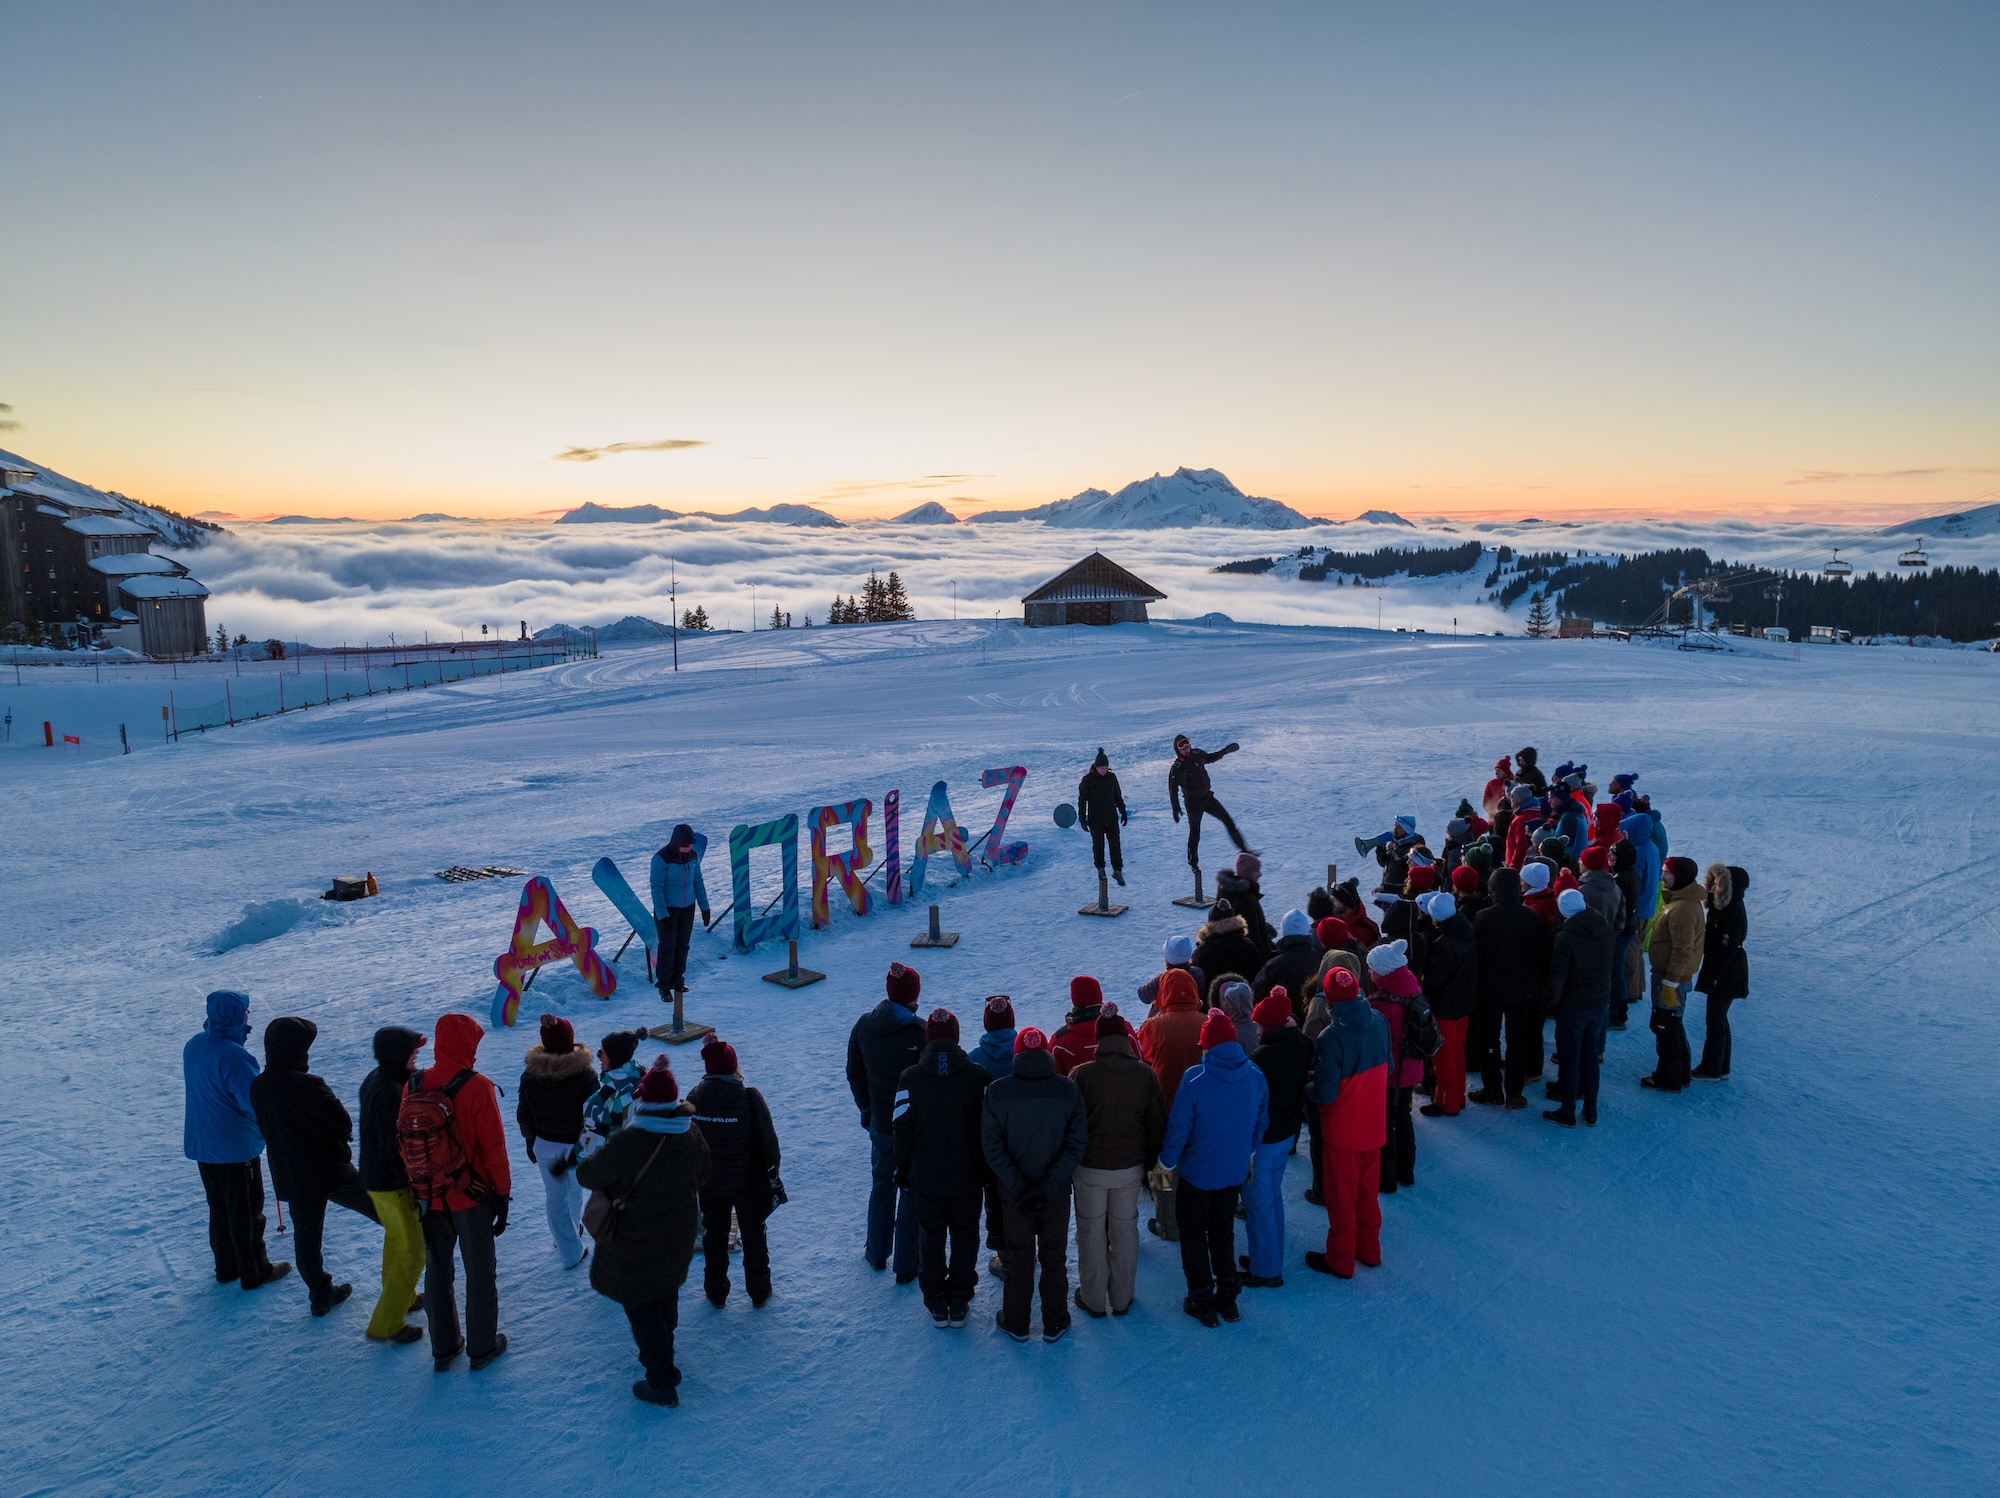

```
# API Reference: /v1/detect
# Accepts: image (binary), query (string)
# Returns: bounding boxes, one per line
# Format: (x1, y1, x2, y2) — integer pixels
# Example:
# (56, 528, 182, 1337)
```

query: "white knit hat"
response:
(1521, 863, 1552, 892)
(1557, 888, 1587, 918)
(1366, 939, 1408, 976)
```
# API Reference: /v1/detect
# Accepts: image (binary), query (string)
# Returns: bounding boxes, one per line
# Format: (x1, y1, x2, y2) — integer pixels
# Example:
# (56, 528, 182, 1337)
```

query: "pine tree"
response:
(861, 572, 885, 622)
(1526, 591, 1553, 638)
(803, 612, 813, 627)
(883, 572, 913, 621)
(681, 606, 711, 631)
(213, 624, 228, 654)
(770, 605, 787, 631)
(828, 596, 847, 624)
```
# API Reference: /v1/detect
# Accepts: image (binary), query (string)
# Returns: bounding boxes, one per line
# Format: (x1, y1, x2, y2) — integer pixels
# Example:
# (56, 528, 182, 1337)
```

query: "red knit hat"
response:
(1407, 865, 1437, 895)
(1324, 967, 1359, 1001)
(1495, 755, 1512, 777)
(924, 1008, 960, 1045)
(1199, 1009, 1237, 1049)
(1594, 803, 1623, 827)
(1315, 916, 1351, 949)
(538, 1013, 574, 1053)
(1579, 845, 1610, 872)
(1450, 865, 1480, 895)
(1013, 1026, 1049, 1055)
(885, 962, 921, 1008)
(634, 1055, 679, 1104)
(699, 1036, 738, 1075)
(1094, 1001, 1131, 1043)
(1252, 989, 1291, 1028)
(1554, 869, 1580, 895)
(1069, 975, 1103, 1008)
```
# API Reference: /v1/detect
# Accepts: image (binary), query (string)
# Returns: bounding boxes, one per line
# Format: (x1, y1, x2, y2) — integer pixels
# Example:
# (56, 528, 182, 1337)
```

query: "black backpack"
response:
(1399, 992, 1442, 1062)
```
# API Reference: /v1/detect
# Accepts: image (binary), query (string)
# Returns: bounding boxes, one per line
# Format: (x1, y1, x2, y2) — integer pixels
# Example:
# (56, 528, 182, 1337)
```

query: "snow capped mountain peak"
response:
(974, 467, 1313, 529)
(1354, 509, 1415, 527)
(889, 500, 960, 524)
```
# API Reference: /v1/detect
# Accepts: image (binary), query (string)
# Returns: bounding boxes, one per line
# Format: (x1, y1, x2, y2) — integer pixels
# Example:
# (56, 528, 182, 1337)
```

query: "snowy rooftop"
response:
(116, 574, 209, 599)
(88, 553, 181, 577)
(62, 514, 155, 537)
(1022, 550, 1168, 604)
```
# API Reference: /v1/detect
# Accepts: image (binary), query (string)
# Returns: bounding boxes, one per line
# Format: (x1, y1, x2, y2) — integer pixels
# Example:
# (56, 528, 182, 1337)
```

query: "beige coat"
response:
(1646, 881, 1705, 984)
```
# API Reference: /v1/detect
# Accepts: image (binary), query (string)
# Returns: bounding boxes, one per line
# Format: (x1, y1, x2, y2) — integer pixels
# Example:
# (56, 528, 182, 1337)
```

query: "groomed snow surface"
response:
(5, 620, 1996, 1496)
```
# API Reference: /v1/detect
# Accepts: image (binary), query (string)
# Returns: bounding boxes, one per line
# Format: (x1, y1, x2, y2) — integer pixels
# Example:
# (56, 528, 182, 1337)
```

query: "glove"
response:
(1119, 808, 1128, 826)
(525, 1139, 537, 1165)
(700, 909, 712, 929)
(1017, 1184, 1046, 1212)
(1172, 810, 1182, 824)
(768, 1168, 789, 1207)
(859, 1107, 872, 1131)
(490, 1194, 511, 1237)
(1656, 980, 1681, 1011)
(1224, 741, 1240, 754)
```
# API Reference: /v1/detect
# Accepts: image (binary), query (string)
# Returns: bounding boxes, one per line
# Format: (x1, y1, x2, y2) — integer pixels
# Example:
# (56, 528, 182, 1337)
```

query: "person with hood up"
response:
(894, 1009, 991, 1327)
(249, 1016, 382, 1318)
(1418, 892, 1478, 1118)
(1643, 857, 1704, 1092)
(1191, 898, 1263, 993)
(1137, 935, 1207, 1013)
(1550, 793, 1589, 861)
(1159, 1009, 1269, 1327)
(1469, 866, 1548, 1106)
(1366, 942, 1427, 1190)
(1544, 887, 1616, 1126)
(413, 1012, 512, 1372)
(1514, 746, 1548, 795)
(1168, 733, 1248, 875)
(1211, 977, 1260, 1051)
(980, 1028, 1088, 1343)
(846, 962, 927, 1279)
(1304, 968, 1392, 1279)
(650, 824, 712, 1000)
(1242, 988, 1311, 1288)
(581, 1028, 652, 1157)
(1693, 864, 1750, 1080)
(1136, 966, 1205, 1241)
(688, 1036, 782, 1308)
(1482, 756, 1514, 817)
(516, 1013, 597, 1270)
(1076, 748, 1129, 886)
(966, 996, 1017, 1278)
(1069, 1003, 1166, 1319)
(1214, 852, 1273, 961)
(184, 990, 287, 1292)
(576, 1057, 710, 1407)
(358, 1025, 428, 1343)
(1587, 802, 1627, 851)
(1049, 976, 1105, 1076)
(1253, 909, 1324, 1018)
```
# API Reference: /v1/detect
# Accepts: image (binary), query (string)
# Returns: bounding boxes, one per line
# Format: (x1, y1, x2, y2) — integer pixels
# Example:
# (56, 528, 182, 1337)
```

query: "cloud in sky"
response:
(1788, 468, 1998, 486)
(553, 439, 707, 463)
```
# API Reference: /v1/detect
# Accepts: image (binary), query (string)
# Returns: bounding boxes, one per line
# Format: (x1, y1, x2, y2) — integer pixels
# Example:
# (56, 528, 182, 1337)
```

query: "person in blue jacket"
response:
(183, 990, 289, 1290)
(1158, 1008, 1269, 1328)
(650, 824, 712, 998)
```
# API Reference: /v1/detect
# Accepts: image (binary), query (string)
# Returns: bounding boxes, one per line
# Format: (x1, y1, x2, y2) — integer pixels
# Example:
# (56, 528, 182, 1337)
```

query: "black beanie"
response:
(602, 1028, 647, 1068)
(1092, 747, 1109, 768)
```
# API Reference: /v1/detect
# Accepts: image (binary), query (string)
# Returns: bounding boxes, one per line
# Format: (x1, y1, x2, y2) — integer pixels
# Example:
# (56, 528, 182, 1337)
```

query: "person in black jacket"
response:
(1191, 900, 1263, 996)
(1168, 734, 1247, 876)
(1077, 748, 1129, 886)
(1514, 745, 1548, 796)
(845, 963, 926, 1280)
(1253, 909, 1324, 1022)
(248, 1017, 381, 1317)
(687, 1035, 782, 1307)
(1544, 889, 1617, 1126)
(1214, 852, 1274, 962)
(893, 1010, 991, 1326)
(1242, 989, 1312, 1287)
(1693, 864, 1750, 1080)
(1418, 894, 1479, 1118)
(516, 1013, 597, 1271)
(1470, 868, 1548, 1108)
(358, 1025, 427, 1344)
(981, 1028, 1088, 1343)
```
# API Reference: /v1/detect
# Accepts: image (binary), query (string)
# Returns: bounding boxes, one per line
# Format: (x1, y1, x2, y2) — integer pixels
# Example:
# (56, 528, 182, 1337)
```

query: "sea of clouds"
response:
(169, 510, 1999, 648)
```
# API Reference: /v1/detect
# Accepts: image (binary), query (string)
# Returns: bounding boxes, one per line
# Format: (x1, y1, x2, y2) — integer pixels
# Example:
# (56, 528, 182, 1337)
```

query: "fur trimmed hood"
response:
(523, 1043, 596, 1080)
(1197, 914, 1249, 944)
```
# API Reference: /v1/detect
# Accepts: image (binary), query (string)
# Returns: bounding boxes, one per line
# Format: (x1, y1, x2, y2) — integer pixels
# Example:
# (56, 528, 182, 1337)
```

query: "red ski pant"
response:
(1321, 1143, 1382, 1276)
(1433, 1017, 1469, 1114)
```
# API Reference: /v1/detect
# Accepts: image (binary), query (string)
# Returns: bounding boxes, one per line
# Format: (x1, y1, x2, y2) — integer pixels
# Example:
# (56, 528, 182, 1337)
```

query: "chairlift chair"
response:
(1822, 549, 1853, 579)
(1897, 539, 1929, 568)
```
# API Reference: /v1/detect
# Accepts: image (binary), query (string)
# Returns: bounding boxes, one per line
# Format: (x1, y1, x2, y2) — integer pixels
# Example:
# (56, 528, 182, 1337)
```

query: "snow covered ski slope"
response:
(4, 619, 1996, 1496)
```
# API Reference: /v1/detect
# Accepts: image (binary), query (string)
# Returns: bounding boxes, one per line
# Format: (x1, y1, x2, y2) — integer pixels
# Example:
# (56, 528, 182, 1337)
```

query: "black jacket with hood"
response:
(893, 1040, 991, 1198)
(248, 1017, 356, 1203)
(980, 1048, 1088, 1202)
(1474, 867, 1548, 1011)
(358, 1026, 425, 1193)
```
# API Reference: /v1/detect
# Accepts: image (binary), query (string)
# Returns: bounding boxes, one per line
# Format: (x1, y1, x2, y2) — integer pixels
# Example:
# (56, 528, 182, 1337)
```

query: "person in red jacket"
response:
(1365, 941, 1426, 1192)
(1303, 968, 1391, 1279)
(414, 1012, 513, 1372)
(1136, 967, 1204, 1242)
(1049, 976, 1104, 1077)
(1481, 756, 1513, 817)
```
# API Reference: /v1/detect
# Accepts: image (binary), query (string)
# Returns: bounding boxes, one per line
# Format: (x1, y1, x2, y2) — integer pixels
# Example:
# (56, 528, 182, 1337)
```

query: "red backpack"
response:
(397, 1069, 480, 1208)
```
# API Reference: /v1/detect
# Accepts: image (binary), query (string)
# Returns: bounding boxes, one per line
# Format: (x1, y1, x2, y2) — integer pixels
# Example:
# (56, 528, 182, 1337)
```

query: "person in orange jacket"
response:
(1136, 966, 1204, 1242)
(413, 1012, 513, 1372)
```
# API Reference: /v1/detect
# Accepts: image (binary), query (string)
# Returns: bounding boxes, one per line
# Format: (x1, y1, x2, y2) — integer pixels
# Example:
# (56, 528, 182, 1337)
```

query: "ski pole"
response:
(275, 1196, 286, 1235)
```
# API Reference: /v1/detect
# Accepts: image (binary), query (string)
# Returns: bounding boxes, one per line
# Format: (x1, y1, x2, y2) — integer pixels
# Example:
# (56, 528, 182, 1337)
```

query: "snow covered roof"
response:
(20, 478, 120, 513)
(1022, 551, 1168, 604)
(89, 553, 181, 577)
(117, 575, 210, 600)
(63, 514, 155, 537)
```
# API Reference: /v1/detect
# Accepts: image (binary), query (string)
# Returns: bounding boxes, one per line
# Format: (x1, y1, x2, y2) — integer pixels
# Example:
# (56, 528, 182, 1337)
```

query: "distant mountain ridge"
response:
(889, 501, 960, 524)
(974, 468, 1314, 530)
(1886, 502, 2000, 539)
(557, 501, 844, 528)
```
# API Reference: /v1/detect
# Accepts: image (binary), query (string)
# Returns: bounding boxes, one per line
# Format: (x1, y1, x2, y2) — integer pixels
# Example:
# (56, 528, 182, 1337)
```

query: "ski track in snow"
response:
(4, 620, 1998, 1496)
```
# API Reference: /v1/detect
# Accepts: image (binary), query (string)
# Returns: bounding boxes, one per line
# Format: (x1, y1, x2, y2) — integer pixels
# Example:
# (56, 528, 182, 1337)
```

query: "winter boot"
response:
(929, 1304, 951, 1330)
(1543, 1107, 1577, 1128)
(310, 1283, 353, 1317)
(1183, 1295, 1220, 1329)
(1073, 1288, 1107, 1320)
(1469, 1087, 1505, 1106)
(1304, 1251, 1351, 1280)
(994, 1310, 1029, 1344)
(468, 1334, 508, 1371)
(1112, 868, 1125, 886)
(633, 1379, 679, 1408)
(1216, 1297, 1242, 1324)
(946, 1302, 968, 1328)
(243, 1262, 292, 1291)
